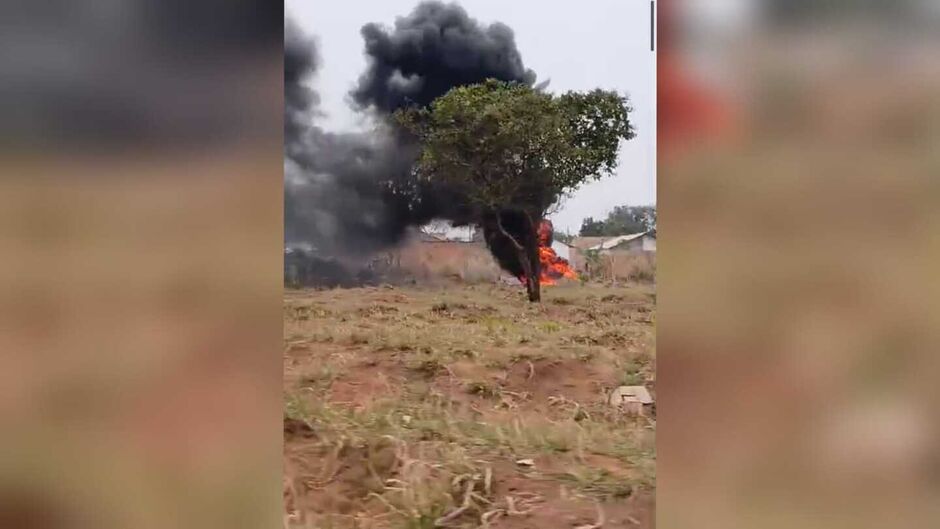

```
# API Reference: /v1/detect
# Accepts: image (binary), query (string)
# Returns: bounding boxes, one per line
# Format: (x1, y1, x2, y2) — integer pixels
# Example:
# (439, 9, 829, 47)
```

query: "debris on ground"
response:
(609, 385, 653, 415)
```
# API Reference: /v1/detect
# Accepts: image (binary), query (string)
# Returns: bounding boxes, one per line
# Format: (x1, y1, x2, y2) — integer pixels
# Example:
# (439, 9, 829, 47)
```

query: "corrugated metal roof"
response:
(418, 223, 477, 242)
(587, 232, 649, 251)
(570, 236, 608, 250)
(417, 231, 446, 242)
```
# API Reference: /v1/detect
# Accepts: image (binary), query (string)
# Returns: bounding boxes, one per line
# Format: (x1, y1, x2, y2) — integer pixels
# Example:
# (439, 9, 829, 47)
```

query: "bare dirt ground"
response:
(284, 282, 656, 528)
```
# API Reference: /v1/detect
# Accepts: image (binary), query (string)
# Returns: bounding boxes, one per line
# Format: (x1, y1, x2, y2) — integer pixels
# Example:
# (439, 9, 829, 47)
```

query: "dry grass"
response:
(284, 283, 655, 529)
(583, 253, 656, 284)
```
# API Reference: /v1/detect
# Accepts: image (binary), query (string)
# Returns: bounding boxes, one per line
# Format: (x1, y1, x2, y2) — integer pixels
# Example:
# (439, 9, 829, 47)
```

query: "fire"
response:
(520, 219, 578, 286)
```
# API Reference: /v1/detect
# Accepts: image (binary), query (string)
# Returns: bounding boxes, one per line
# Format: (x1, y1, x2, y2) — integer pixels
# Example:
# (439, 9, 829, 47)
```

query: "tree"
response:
(554, 231, 575, 245)
(397, 79, 634, 301)
(578, 217, 608, 236)
(579, 205, 656, 237)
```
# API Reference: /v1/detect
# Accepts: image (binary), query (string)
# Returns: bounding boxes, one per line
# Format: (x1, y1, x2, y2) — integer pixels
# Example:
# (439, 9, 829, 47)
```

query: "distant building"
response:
(569, 237, 608, 252)
(568, 232, 656, 273)
(571, 232, 656, 254)
(420, 221, 479, 242)
(586, 232, 657, 253)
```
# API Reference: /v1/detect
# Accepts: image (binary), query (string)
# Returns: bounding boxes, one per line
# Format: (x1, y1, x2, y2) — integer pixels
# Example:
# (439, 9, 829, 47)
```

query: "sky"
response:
(285, 0, 656, 234)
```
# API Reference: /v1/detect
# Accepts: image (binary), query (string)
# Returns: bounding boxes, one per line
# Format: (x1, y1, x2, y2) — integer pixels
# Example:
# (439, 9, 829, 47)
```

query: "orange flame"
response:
(519, 220, 578, 286)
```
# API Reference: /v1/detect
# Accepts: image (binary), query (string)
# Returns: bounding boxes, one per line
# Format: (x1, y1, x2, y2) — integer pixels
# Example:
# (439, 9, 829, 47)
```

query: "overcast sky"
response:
(286, 0, 656, 234)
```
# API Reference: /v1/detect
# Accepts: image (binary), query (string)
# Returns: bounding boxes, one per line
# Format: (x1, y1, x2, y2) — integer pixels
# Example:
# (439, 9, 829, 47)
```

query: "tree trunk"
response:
(493, 210, 542, 303)
(522, 212, 541, 303)
(519, 247, 540, 302)
(525, 270, 540, 302)
(515, 246, 539, 302)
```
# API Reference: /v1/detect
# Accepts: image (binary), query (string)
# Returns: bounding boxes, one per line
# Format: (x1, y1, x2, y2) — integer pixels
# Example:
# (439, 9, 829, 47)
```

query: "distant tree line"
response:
(578, 205, 656, 237)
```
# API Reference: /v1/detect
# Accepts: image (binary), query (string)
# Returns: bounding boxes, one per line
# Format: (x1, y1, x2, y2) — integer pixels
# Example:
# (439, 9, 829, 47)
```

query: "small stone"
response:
(515, 458, 535, 467)
(609, 385, 653, 406)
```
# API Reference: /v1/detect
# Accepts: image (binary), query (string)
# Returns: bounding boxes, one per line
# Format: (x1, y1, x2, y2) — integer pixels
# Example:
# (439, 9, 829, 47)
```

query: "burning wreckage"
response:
(284, 218, 577, 289)
(535, 220, 578, 285)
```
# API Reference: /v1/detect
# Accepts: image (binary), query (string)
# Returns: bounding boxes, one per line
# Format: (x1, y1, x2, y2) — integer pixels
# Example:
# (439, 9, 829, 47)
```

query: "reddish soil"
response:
(284, 284, 656, 528)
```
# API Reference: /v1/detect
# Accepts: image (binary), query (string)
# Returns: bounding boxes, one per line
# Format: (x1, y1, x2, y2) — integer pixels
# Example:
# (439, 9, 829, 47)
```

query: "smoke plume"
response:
(351, 1, 536, 113)
(284, 18, 320, 156)
(285, 16, 419, 256)
(285, 2, 538, 269)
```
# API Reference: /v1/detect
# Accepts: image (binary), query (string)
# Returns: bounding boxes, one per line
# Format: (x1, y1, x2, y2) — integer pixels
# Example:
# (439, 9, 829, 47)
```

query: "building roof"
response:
(569, 236, 608, 250)
(570, 232, 653, 252)
(590, 232, 649, 251)
(417, 230, 446, 242)
(418, 223, 478, 242)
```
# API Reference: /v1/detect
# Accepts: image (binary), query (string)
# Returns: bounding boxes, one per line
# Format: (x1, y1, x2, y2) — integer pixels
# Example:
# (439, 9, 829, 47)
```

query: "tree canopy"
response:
(396, 79, 634, 301)
(579, 205, 656, 237)
(397, 79, 634, 219)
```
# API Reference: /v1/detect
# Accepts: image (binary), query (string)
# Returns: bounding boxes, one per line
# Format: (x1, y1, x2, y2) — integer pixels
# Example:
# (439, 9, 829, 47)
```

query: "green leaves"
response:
(558, 89, 635, 183)
(395, 79, 634, 217)
(580, 205, 656, 236)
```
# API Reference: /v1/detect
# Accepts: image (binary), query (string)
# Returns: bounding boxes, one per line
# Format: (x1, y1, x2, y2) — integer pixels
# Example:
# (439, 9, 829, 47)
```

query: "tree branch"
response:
(494, 212, 525, 252)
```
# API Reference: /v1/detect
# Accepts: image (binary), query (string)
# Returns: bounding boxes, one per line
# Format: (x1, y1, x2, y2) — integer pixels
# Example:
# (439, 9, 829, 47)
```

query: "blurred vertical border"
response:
(658, 1, 940, 528)
(0, 2, 283, 528)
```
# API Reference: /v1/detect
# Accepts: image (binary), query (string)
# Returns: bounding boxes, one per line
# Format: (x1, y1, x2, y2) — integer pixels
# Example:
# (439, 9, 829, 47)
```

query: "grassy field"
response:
(284, 282, 656, 528)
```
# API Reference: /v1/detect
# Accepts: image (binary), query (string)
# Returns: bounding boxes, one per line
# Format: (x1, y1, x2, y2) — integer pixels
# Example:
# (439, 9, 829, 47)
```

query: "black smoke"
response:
(285, 2, 538, 275)
(284, 18, 320, 155)
(285, 17, 421, 257)
(351, 1, 536, 113)
(481, 211, 531, 279)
